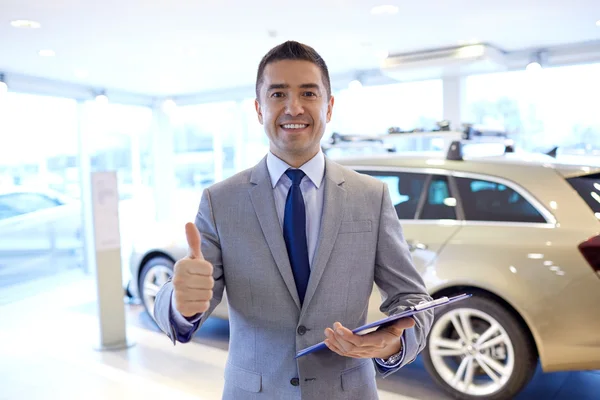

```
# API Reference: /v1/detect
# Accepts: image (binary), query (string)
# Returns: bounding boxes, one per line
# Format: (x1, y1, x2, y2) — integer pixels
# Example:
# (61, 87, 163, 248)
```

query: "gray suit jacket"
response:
(154, 156, 433, 400)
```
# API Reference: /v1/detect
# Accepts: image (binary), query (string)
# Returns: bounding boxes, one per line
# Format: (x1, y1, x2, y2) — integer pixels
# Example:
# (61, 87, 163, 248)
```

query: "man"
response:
(154, 41, 434, 400)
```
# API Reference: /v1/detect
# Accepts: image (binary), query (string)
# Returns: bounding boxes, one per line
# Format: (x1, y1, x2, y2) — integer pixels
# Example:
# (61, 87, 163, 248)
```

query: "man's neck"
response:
(270, 148, 320, 169)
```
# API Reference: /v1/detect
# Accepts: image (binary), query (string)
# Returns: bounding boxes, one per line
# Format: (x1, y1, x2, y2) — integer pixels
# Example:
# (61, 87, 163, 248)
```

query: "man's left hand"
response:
(324, 317, 415, 359)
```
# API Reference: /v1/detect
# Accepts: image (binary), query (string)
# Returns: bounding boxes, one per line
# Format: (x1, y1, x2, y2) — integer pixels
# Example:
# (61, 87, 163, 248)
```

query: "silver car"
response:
(128, 146, 600, 400)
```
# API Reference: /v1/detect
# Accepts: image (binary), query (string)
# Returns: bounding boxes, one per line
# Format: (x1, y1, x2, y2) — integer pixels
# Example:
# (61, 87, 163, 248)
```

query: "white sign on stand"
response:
(91, 171, 134, 351)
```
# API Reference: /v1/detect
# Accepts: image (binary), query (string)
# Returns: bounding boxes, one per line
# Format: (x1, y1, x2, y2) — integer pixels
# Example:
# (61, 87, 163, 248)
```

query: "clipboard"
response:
(295, 293, 472, 358)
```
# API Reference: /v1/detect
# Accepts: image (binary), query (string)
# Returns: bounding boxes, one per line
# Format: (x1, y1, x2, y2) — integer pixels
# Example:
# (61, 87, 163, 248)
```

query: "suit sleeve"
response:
(153, 187, 226, 344)
(372, 182, 434, 376)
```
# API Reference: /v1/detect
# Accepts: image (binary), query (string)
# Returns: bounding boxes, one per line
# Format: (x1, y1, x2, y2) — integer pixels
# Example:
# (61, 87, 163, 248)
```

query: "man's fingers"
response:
(333, 322, 364, 347)
(387, 317, 415, 334)
(175, 290, 213, 302)
(185, 222, 204, 260)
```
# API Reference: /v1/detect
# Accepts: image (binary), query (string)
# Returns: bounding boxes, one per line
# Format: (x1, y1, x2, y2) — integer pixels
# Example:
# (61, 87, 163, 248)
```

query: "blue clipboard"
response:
(295, 293, 472, 358)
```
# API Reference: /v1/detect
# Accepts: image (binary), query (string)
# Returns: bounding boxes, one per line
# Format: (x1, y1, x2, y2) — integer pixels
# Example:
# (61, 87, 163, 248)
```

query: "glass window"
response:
(327, 80, 443, 143)
(566, 173, 600, 219)
(464, 63, 600, 156)
(0, 93, 84, 290)
(360, 171, 428, 219)
(419, 175, 457, 220)
(456, 177, 546, 223)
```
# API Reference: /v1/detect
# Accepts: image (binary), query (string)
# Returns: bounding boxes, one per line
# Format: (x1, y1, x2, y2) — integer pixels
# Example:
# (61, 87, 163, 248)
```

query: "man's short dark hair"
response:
(255, 41, 332, 100)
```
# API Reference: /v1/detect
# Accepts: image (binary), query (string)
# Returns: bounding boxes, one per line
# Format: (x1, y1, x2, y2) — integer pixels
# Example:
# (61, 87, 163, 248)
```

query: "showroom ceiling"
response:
(0, 0, 599, 97)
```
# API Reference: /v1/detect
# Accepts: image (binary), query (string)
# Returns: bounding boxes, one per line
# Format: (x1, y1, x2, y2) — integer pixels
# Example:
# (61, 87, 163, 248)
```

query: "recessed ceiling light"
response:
(39, 49, 55, 57)
(375, 49, 389, 59)
(10, 20, 41, 29)
(74, 69, 89, 79)
(371, 5, 399, 15)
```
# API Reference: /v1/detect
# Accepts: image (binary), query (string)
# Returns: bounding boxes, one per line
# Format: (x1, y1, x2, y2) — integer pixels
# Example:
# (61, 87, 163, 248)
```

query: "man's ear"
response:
(255, 98, 264, 125)
(326, 95, 335, 123)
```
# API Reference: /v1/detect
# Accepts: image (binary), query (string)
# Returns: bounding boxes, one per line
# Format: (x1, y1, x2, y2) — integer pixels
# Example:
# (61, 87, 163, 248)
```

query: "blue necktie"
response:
(283, 169, 310, 306)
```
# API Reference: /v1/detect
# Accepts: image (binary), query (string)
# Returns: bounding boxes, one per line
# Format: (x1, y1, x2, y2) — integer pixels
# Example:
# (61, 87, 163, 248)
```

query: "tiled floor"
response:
(1, 271, 599, 400)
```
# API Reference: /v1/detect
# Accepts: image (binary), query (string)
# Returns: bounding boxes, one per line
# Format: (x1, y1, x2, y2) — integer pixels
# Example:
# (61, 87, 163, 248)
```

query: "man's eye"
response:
(271, 92, 284, 98)
(303, 92, 316, 97)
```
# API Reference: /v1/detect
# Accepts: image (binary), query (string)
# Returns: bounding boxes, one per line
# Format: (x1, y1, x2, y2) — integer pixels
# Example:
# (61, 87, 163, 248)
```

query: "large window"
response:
(0, 93, 84, 287)
(465, 63, 600, 155)
(327, 80, 443, 148)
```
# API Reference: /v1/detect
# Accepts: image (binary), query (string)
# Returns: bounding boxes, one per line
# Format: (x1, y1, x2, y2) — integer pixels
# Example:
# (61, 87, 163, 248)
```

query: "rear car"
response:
(128, 150, 600, 400)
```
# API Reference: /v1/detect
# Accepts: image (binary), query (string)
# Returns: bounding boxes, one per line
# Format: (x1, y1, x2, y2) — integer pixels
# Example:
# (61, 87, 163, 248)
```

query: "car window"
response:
(359, 171, 428, 219)
(566, 173, 600, 218)
(455, 177, 547, 223)
(419, 175, 457, 220)
(0, 193, 62, 217)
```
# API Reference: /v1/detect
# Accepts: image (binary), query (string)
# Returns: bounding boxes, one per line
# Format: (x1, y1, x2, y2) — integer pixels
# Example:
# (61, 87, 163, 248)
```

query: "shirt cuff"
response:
(374, 332, 406, 369)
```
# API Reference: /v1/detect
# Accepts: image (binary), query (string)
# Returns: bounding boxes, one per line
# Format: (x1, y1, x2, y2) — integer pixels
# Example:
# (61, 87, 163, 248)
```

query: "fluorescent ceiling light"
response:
(371, 5, 399, 15)
(74, 69, 89, 79)
(10, 20, 41, 29)
(39, 49, 55, 57)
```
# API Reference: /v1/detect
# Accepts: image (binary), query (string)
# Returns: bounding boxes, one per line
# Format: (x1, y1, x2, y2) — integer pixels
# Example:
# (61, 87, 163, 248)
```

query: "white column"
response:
(442, 76, 467, 131)
(76, 100, 95, 275)
(150, 106, 175, 224)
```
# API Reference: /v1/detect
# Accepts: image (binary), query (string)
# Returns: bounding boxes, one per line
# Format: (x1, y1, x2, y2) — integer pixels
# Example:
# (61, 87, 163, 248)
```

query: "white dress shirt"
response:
(266, 150, 325, 268)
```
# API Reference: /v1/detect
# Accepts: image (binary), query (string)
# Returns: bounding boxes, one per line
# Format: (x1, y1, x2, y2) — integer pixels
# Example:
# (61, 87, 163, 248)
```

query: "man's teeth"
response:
(282, 124, 308, 129)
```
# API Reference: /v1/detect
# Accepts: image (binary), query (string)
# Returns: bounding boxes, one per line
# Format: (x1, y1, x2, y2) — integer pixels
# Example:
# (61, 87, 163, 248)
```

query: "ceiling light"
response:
(596, 20, 600, 27)
(95, 91, 109, 104)
(10, 19, 41, 29)
(39, 49, 55, 57)
(74, 69, 89, 79)
(161, 98, 177, 114)
(375, 49, 389, 60)
(348, 79, 362, 90)
(371, 5, 399, 15)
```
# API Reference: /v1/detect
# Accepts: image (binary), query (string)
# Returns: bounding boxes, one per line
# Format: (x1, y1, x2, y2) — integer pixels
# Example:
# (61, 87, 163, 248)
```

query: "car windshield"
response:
(567, 173, 600, 219)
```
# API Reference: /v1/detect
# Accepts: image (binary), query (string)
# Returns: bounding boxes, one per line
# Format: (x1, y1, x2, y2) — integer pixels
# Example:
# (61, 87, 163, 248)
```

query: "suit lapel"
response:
(301, 158, 346, 315)
(249, 158, 301, 310)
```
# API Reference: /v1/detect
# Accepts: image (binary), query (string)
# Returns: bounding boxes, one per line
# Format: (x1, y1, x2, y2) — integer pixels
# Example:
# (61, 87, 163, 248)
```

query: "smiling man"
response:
(154, 41, 434, 400)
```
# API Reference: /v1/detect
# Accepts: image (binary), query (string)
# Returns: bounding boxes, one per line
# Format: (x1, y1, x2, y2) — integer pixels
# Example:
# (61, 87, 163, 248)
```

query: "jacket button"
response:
(297, 325, 307, 335)
(290, 378, 300, 386)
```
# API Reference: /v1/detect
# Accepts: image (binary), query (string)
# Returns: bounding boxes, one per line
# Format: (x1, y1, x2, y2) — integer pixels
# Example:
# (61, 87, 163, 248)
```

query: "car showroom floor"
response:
(1, 270, 599, 400)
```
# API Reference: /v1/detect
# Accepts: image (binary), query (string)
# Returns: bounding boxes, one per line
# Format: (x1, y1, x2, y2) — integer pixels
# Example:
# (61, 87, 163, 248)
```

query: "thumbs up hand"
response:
(172, 222, 215, 318)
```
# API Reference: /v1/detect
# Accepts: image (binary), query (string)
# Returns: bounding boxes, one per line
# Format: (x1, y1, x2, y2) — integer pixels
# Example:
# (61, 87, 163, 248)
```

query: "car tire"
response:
(423, 294, 537, 400)
(138, 256, 174, 320)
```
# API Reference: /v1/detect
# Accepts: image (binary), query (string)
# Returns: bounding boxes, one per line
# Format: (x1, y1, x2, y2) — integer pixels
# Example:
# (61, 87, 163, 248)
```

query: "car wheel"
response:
(423, 295, 537, 400)
(138, 256, 174, 320)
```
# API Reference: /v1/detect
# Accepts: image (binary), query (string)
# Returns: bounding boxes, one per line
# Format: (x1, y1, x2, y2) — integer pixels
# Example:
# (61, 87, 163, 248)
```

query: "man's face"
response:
(255, 60, 334, 163)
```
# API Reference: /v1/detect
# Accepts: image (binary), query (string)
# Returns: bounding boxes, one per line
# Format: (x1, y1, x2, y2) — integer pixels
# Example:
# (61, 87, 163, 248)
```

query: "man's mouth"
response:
(281, 123, 309, 130)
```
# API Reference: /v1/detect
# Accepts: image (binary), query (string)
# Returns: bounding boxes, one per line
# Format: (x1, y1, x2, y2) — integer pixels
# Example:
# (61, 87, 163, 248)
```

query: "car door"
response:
(357, 169, 463, 319)
(405, 173, 463, 279)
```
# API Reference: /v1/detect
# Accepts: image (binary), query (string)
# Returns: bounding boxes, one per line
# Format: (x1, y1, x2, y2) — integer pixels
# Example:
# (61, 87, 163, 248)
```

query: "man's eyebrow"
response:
(299, 83, 320, 90)
(267, 83, 289, 91)
(266, 83, 321, 91)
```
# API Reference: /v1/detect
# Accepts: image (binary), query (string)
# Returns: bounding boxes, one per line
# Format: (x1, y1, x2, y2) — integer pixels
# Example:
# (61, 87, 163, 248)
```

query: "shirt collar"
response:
(266, 149, 325, 189)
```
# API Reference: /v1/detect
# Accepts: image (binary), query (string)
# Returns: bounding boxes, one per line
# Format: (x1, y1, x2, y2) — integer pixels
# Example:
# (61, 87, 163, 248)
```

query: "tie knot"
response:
(285, 169, 306, 186)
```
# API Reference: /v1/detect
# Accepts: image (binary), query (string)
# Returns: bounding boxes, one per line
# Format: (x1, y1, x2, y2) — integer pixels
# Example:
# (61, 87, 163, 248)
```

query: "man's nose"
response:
(285, 96, 304, 116)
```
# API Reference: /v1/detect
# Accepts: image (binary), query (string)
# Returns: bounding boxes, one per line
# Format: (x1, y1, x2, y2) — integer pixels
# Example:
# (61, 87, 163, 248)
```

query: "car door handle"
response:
(407, 240, 428, 252)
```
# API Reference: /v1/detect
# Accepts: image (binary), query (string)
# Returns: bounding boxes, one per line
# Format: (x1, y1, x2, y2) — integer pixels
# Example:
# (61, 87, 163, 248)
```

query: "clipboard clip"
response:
(414, 296, 449, 311)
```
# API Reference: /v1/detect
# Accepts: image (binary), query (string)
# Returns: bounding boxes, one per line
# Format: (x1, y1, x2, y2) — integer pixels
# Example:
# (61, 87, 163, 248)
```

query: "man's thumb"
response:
(185, 222, 203, 259)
